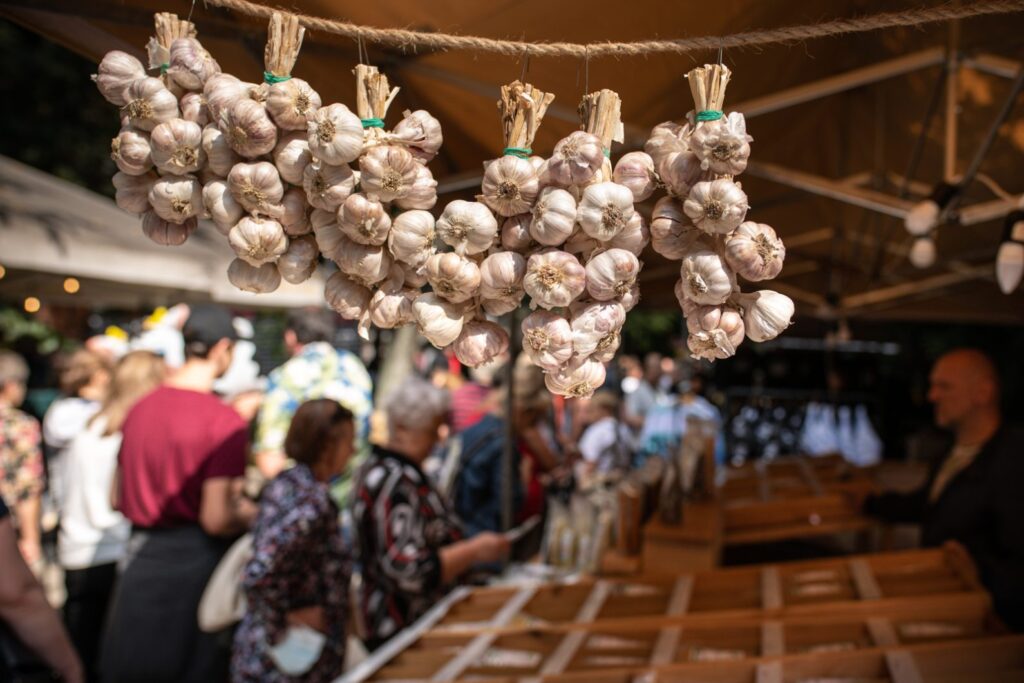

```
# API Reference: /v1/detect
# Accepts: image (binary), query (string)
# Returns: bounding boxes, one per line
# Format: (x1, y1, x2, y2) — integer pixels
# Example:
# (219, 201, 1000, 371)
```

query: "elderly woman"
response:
(353, 377, 509, 650)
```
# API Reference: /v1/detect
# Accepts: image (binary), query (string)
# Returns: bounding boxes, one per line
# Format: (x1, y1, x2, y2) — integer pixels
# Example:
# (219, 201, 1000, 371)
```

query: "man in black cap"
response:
(102, 304, 257, 683)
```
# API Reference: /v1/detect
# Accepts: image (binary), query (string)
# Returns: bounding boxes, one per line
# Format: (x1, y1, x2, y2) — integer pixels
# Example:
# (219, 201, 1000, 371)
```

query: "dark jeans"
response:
(64, 562, 118, 683)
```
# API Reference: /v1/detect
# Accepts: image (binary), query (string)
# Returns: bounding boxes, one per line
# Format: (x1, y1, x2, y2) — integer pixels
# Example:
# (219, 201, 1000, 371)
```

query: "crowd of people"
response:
(1, 303, 1020, 682)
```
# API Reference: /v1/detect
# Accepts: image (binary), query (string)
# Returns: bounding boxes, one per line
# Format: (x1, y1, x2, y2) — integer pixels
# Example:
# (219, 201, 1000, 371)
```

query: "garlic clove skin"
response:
(273, 132, 313, 185)
(724, 221, 786, 281)
(312, 210, 345, 260)
(479, 155, 539, 217)
(150, 119, 205, 176)
(338, 193, 391, 246)
(436, 200, 499, 256)
(228, 258, 281, 293)
(524, 249, 587, 310)
(644, 120, 690, 169)
(689, 112, 752, 176)
(389, 110, 443, 164)
(148, 174, 202, 224)
(613, 151, 658, 203)
(228, 215, 289, 266)
(412, 292, 466, 349)
(113, 171, 156, 214)
(401, 261, 429, 289)
(220, 98, 278, 158)
(179, 93, 210, 127)
(393, 164, 438, 211)
(111, 128, 153, 176)
(423, 252, 482, 304)
(265, 78, 322, 131)
(302, 161, 356, 212)
(167, 37, 220, 92)
(307, 103, 363, 166)
(564, 226, 600, 261)
(520, 310, 574, 372)
(591, 329, 622, 364)
(577, 181, 635, 242)
(202, 124, 240, 178)
(141, 211, 197, 246)
(452, 320, 510, 368)
(335, 236, 393, 288)
(501, 214, 534, 252)
(529, 187, 578, 247)
(685, 305, 745, 361)
(544, 357, 607, 399)
(228, 161, 285, 214)
(687, 328, 737, 362)
(276, 234, 319, 284)
(324, 271, 371, 320)
(369, 287, 418, 330)
(658, 151, 703, 200)
(684, 179, 749, 235)
(93, 51, 146, 105)
(203, 74, 248, 123)
(359, 145, 418, 203)
(570, 301, 626, 357)
(202, 179, 244, 234)
(737, 290, 795, 342)
(548, 131, 605, 187)
(273, 187, 312, 237)
(481, 298, 521, 317)
(650, 196, 701, 260)
(121, 77, 180, 132)
(479, 251, 527, 303)
(604, 212, 650, 257)
(680, 249, 735, 306)
(388, 210, 436, 269)
(585, 248, 641, 302)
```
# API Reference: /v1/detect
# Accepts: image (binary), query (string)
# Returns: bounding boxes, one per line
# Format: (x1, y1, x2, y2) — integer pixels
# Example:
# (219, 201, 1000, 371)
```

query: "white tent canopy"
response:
(0, 155, 324, 309)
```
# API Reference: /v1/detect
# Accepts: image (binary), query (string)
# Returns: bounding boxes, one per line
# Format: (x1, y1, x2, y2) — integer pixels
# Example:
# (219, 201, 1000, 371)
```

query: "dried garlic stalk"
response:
(353, 64, 400, 148)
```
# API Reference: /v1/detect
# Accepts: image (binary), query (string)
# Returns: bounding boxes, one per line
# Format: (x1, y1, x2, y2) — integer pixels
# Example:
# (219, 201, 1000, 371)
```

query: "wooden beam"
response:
(867, 617, 900, 647)
(944, 20, 961, 182)
(885, 649, 925, 683)
(840, 265, 991, 311)
(756, 660, 784, 683)
(539, 582, 612, 675)
(761, 567, 783, 611)
(958, 196, 1022, 226)
(964, 52, 1023, 79)
(849, 558, 883, 600)
(650, 576, 694, 666)
(761, 620, 785, 657)
(783, 227, 835, 250)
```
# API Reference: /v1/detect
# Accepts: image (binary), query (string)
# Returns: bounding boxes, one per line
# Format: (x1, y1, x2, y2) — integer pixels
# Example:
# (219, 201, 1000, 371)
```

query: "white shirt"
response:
(579, 417, 635, 473)
(43, 397, 100, 510)
(57, 417, 130, 569)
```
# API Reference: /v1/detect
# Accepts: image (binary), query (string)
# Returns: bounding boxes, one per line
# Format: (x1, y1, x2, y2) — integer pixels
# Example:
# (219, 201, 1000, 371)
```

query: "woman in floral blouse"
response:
(232, 400, 354, 683)
(353, 377, 510, 651)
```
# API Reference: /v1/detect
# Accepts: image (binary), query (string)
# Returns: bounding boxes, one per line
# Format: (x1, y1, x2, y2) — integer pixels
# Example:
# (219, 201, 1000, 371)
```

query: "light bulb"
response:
(909, 236, 936, 269)
(996, 241, 1024, 294)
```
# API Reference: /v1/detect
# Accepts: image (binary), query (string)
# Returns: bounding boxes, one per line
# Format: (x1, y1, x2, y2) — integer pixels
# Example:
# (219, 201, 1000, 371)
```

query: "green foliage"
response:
(621, 309, 681, 357)
(0, 308, 70, 355)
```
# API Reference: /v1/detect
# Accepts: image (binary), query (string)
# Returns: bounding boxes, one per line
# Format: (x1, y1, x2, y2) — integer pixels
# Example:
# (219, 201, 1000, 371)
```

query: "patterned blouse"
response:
(232, 464, 351, 683)
(353, 447, 464, 650)
(0, 405, 44, 512)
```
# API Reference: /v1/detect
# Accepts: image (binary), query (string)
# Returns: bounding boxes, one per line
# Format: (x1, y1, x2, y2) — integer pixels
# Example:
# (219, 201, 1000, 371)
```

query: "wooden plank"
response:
(539, 582, 612, 675)
(666, 576, 695, 616)
(650, 576, 694, 665)
(756, 660, 784, 683)
(795, 457, 824, 496)
(886, 649, 925, 683)
(757, 464, 772, 502)
(761, 620, 785, 657)
(867, 617, 899, 647)
(762, 567, 783, 611)
(850, 558, 883, 600)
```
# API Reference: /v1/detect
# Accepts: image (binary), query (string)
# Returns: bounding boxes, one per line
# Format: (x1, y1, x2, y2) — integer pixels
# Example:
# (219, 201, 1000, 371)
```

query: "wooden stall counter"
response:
(641, 500, 723, 574)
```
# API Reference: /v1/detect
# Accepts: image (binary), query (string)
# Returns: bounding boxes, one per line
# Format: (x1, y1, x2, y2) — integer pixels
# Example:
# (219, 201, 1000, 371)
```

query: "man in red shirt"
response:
(102, 305, 257, 683)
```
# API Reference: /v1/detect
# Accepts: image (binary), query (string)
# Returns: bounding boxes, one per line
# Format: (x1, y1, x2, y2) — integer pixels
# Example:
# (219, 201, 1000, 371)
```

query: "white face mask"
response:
(268, 625, 326, 676)
(621, 376, 640, 394)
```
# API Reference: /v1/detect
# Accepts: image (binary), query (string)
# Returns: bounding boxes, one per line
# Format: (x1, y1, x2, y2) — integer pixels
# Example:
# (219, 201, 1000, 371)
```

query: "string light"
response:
(0, 265, 6, 279)
(63, 277, 81, 294)
(24, 297, 41, 314)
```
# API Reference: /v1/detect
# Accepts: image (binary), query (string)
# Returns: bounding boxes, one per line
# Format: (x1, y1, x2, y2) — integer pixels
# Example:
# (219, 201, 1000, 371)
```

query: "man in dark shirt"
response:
(866, 349, 1024, 630)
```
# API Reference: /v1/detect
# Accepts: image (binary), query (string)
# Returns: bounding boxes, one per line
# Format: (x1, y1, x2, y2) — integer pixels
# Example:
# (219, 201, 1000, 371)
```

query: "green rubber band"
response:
(263, 71, 292, 84)
(503, 146, 532, 159)
(159, 63, 169, 75)
(602, 149, 611, 159)
(361, 118, 385, 129)
(697, 109, 724, 122)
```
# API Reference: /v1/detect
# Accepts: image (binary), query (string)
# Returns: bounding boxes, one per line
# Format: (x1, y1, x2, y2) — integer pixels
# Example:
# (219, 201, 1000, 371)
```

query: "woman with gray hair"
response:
(352, 377, 509, 651)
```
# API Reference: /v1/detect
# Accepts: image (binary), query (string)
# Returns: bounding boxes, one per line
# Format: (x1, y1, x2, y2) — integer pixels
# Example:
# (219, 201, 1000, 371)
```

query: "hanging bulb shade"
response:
(905, 182, 959, 236)
(909, 235, 937, 269)
(995, 209, 1024, 294)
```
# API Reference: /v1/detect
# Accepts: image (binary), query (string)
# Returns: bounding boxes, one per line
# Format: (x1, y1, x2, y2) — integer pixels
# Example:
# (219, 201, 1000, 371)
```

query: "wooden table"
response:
(641, 501, 723, 574)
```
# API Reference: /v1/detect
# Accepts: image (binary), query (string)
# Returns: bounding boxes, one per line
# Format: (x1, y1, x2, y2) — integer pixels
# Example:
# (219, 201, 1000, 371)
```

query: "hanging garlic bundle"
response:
(93, 51, 146, 106)
(150, 119, 204, 175)
(277, 234, 319, 284)
(228, 215, 288, 266)
(228, 162, 284, 214)
(650, 197, 701, 260)
(307, 103, 363, 165)
(685, 305, 745, 361)
(388, 109, 443, 164)
(142, 211, 197, 246)
(273, 131, 312, 185)
(113, 172, 157, 214)
(303, 161, 356, 212)
(261, 14, 320, 131)
(229, 258, 281, 293)
(585, 248, 640, 302)
(684, 178, 749, 235)
(520, 311, 574, 372)
(335, 237, 393, 288)
(275, 187, 312, 236)
(325, 271, 372, 320)
(111, 128, 153, 176)
(148, 175, 202, 223)
(388, 210, 436, 268)
(479, 252, 527, 311)
(734, 290, 794, 342)
(570, 301, 626, 358)
(524, 249, 587, 309)
(544, 357, 607, 399)
(338, 193, 391, 246)
(423, 252, 482, 305)
(613, 151, 657, 203)
(202, 124, 239, 178)
(680, 249, 734, 306)
(724, 222, 786, 281)
(436, 200, 498, 256)
(530, 187, 577, 247)
(412, 293, 467, 348)
(547, 131, 605, 188)
(202, 179, 244, 234)
(452, 320, 510, 367)
(120, 78, 180, 132)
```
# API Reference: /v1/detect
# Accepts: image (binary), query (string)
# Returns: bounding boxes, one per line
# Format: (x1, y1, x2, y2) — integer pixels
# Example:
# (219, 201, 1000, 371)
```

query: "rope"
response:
(202, 0, 1024, 58)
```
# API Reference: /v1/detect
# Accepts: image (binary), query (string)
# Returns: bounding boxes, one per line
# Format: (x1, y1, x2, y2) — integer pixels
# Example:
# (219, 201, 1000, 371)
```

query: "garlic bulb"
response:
(359, 145, 418, 202)
(452, 320, 510, 368)
(148, 175, 202, 223)
(650, 197, 701, 260)
(203, 74, 247, 123)
(307, 103, 363, 165)
(141, 211, 196, 246)
(121, 78, 179, 132)
(93, 51, 145, 105)
(479, 155, 539, 217)
(179, 93, 210, 127)
(412, 293, 466, 348)
(265, 78, 321, 131)
(738, 290, 794, 342)
(436, 200, 498, 255)
(303, 161, 356, 212)
(336, 238, 392, 287)
(524, 249, 587, 309)
(273, 132, 313, 185)
(644, 121, 689, 168)
(389, 110, 443, 164)
(275, 187, 311, 236)
(167, 38, 220, 92)
(277, 235, 319, 284)
(150, 119, 204, 175)
(228, 258, 281, 293)
(724, 222, 786, 281)
(585, 248, 640, 301)
(530, 187, 577, 247)
(423, 252, 482, 304)
(547, 131, 605, 187)
(689, 112, 752, 176)
(228, 162, 284, 214)
(680, 249, 734, 305)
(570, 301, 626, 357)
(605, 212, 649, 256)
(111, 128, 153, 176)
(388, 210, 436, 268)
(220, 98, 278, 158)
(338, 193, 391, 246)
(675, 279, 695, 314)
(401, 261, 429, 289)
(591, 329, 622, 363)
(325, 272, 371, 320)
(620, 283, 641, 312)
(520, 311, 573, 371)
(312, 210, 345, 260)
(112, 171, 154, 214)
(686, 306, 745, 361)
(229, 215, 288, 266)
(613, 151, 657, 203)
(481, 298, 520, 317)
(202, 179, 244, 233)
(544, 357, 607, 399)
(369, 287, 417, 329)
(202, 124, 239, 178)
(658, 151, 703, 199)
(393, 164, 438, 210)
(501, 214, 534, 251)
(684, 179, 749, 235)
(479, 251, 527, 304)
(564, 227, 600, 261)
(577, 182, 635, 242)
